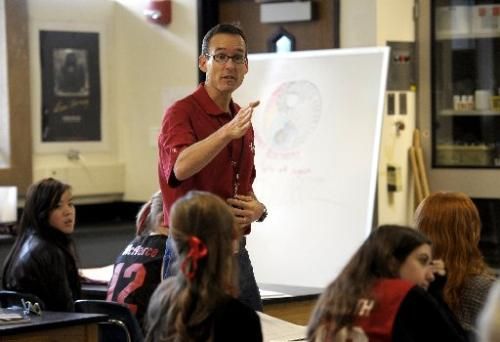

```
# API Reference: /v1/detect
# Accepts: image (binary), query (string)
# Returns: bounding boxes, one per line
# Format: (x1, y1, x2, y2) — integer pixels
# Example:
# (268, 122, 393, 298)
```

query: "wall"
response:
(340, 0, 414, 48)
(113, 0, 198, 201)
(27, 0, 198, 202)
(375, 0, 415, 45)
(340, 0, 377, 48)
(341, 0, 417, 226)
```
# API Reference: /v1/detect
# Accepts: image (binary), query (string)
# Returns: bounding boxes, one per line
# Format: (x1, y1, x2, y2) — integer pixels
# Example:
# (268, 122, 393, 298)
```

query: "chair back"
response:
(74, 299, 144, 342)
(0, 290, 45, 310)
(97, 320, 132, 342)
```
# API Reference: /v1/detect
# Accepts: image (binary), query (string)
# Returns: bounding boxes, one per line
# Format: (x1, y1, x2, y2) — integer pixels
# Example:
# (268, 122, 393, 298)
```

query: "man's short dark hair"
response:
(201, 23, 248, 57)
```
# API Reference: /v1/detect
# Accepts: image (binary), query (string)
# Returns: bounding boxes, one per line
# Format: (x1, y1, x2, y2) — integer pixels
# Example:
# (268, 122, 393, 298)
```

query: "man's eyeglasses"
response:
(206, 53, 247, 65)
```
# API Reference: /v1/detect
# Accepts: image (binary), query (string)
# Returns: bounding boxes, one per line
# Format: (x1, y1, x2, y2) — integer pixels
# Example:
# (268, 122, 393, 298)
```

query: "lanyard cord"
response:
(216, 113, 245, 195)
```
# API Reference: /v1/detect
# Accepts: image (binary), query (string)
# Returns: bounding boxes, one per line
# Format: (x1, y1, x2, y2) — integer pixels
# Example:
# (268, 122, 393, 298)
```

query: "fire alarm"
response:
(144, 0, 171, 26)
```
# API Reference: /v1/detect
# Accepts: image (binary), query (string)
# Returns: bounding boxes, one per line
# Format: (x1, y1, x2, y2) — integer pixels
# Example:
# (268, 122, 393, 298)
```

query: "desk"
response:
(81, 265, 322, 325)
(82, 282, 321, 302)
(259, 283, 321, 325)
(0, 311, 106, 342)
(82, 282, 320, 303)
(82, 282, 322, 325)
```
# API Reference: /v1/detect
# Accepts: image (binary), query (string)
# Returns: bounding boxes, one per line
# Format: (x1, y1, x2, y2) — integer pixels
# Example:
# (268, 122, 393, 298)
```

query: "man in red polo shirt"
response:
(158, 23, 267, 311)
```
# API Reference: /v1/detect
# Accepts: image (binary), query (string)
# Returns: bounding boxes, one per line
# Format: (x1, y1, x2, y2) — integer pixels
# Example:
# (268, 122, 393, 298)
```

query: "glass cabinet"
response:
(432, 0, 500, 168)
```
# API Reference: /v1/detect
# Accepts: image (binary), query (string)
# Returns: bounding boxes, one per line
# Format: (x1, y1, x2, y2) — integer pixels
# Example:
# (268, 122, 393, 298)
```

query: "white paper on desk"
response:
(259, 289, 292, 299)
(258, 312, 307, 342)
(0, 309, 30, 325)
(79, 264, 114, 284)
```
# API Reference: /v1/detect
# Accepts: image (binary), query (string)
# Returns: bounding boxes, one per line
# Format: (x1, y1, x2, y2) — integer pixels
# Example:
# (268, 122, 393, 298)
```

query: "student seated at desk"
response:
(106, 190, 167, 329)
(145, 191, 263, 342)
(415, 192, 495, 337)
(1, 178, 81, 311)
(307, 225, 467, 342)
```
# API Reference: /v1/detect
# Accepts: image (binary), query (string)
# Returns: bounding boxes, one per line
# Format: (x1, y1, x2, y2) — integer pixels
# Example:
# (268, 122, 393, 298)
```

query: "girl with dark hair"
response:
(106, 190, 167, 329)
(415, 192, 495, 335)
(307, 225, 467, 342)
(1, 178, 81, 311)
(145, 191, 262, 342)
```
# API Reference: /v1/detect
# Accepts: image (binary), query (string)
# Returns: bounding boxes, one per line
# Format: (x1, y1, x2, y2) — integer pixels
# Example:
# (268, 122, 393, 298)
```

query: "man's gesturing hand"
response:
(225, 101, 260, 140)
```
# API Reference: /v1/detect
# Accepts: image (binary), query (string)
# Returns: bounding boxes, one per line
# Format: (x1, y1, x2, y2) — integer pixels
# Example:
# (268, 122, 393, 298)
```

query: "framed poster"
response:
(39, 30, 101, 142)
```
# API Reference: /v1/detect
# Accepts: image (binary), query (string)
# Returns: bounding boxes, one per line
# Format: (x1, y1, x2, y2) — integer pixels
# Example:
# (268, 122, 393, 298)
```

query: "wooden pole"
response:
(409, 146, 424, 204)
(413, 129, 430, 197)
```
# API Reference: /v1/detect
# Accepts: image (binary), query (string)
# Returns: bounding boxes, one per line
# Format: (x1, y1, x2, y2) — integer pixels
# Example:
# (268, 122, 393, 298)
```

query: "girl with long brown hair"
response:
(307, 225, 466, 341)
(144, 191, 262, 342)
(415, 191, 495, 335)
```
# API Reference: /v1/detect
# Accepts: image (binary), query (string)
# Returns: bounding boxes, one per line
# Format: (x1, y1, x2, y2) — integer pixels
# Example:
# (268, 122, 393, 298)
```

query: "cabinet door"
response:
(432, 1, 500, 168)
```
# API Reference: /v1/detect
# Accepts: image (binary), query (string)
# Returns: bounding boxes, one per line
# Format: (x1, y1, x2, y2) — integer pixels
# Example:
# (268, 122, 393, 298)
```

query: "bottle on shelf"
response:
(475, 90, 492, 111)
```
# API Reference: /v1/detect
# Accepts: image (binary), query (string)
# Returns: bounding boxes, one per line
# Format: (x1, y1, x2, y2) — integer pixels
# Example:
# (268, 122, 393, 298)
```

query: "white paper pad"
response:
(80, 264, 114, 283)
(259, 289, 292, 299)
(258, 312, 307, 342)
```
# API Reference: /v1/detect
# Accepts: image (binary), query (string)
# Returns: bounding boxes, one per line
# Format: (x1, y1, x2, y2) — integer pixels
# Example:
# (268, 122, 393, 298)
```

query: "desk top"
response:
(82, 282, 322, 305)
(258, 283, 322, 304)
(0, 311, 106, 335)
(80, 265, 323, 304)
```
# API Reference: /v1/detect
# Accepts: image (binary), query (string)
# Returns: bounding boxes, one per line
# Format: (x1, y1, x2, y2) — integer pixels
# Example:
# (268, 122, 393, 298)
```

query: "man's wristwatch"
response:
(257, 204, 268, 222)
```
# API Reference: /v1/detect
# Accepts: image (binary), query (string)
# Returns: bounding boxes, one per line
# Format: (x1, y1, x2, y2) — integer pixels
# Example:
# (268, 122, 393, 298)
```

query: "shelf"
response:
(439, 109, 500, 116)
(431, 4, 500, 171)
(435, 4, 500, 40)
(436, 32, 500, 40)
(436, 144, 494, 167)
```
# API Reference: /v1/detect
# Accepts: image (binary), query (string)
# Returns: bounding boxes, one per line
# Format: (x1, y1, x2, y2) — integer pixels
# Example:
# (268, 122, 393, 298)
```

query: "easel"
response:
(409, 129, 430, 206)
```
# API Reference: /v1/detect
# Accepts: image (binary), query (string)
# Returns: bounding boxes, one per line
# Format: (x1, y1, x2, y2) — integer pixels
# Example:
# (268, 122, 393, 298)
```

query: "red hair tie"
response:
(181, 236, 208, 280)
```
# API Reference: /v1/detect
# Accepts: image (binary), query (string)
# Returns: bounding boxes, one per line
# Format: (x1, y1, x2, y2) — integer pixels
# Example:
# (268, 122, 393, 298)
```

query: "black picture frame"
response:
(39, 30, 101, 142)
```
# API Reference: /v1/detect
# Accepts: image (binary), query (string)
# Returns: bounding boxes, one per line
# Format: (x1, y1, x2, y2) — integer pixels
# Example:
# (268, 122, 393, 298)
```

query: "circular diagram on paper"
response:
(254, 80, 322, 152)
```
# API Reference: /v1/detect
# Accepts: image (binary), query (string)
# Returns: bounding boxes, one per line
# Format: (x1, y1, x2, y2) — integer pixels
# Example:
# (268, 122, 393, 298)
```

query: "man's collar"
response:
(193, 83, 236, 116)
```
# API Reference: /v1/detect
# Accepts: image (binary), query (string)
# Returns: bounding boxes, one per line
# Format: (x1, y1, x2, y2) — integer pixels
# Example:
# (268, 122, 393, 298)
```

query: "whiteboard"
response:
(235, 47, 390, 288)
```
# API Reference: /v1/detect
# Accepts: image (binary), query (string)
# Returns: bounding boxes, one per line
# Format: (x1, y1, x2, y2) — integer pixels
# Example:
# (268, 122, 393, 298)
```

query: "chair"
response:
(74, 299, 144, 342)
(0, 290, 45, 310)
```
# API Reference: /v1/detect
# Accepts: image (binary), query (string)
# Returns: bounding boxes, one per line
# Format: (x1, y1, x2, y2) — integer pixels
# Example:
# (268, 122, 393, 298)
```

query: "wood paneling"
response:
(1, 323, 99, 342)
(0, 0, 32, 193)
(263, 299, 317, 326)
(219, 0, 338, 53)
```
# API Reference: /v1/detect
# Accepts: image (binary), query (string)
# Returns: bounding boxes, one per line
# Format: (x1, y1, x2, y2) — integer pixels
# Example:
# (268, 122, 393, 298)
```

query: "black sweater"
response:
(393, 286, 468, 342)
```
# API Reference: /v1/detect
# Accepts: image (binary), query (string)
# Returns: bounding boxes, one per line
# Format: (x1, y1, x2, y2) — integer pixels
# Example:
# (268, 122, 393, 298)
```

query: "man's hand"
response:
(227, 194, 265, 231)
(173, 101, 260, 181)
(224, 101, 260, 140)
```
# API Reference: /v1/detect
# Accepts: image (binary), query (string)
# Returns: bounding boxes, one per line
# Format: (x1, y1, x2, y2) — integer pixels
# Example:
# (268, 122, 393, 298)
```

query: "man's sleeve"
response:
(158, 104, 195, 187)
